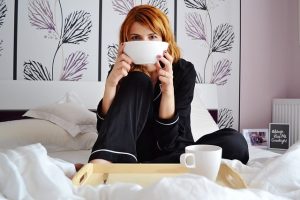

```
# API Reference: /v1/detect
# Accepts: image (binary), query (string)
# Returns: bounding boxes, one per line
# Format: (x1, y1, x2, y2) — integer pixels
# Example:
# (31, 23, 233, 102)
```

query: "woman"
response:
(89, 5, 249, 165)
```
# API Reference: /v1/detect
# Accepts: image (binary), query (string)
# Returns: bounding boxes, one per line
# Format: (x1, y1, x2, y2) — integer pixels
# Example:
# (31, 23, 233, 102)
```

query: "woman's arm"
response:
(157, 51, 175, 119)
(154, 59, 196, 152)
(101, 43, 132, 115)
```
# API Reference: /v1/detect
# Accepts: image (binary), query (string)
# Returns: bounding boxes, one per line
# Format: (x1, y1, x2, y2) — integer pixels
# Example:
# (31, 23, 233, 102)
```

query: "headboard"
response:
(0, 81, 104, 122)
(0, 81, 218, 122)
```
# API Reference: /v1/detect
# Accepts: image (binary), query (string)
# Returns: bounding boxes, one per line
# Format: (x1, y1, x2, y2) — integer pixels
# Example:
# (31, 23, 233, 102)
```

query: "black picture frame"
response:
(269, 123, 290, 150)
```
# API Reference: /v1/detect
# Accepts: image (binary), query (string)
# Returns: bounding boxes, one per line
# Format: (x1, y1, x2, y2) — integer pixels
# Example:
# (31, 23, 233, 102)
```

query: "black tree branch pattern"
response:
(112, 0, 134, 15)
(24, 60, 51, 80)
(112, 0, 168, 16)
(212, 23, 234, 53)
(0, 0, 7, 27)
(0, 40, 3, 56)
(107, 44, 118, 70)
(184, 0, 235, 128)
(25, 0, 92, 81)
(218, 108, 234, 129)
(147, 0, 168, 14)
(0, 0, 7, 57)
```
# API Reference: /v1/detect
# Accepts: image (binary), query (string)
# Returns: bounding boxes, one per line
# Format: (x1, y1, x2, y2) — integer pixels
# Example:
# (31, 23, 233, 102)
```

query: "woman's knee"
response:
(197, 128, 249, 164)
(114, 71, 153, 103)
(120, 71, 152, 91)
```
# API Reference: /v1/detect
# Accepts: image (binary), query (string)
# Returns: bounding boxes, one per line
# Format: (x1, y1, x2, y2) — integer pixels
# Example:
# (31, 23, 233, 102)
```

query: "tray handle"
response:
(72, 163, 94, 186)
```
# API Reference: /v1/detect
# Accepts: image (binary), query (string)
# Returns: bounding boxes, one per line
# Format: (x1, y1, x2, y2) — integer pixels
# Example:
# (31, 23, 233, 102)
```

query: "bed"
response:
(0, 81, 299, 200)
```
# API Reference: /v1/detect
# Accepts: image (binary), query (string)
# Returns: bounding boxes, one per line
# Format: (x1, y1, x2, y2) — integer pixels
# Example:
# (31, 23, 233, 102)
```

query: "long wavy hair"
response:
(119, 5, 181, 66)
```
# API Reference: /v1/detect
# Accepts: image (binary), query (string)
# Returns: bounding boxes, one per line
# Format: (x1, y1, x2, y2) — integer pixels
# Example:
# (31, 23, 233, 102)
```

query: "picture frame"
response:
(269, 123, 290, 150)
(243, 129, 268, 148)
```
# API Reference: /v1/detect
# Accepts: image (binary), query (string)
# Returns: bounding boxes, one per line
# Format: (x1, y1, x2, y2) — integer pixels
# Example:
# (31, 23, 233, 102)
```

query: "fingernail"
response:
(157, 55, 161, 59)
(164, 50, 167, 53)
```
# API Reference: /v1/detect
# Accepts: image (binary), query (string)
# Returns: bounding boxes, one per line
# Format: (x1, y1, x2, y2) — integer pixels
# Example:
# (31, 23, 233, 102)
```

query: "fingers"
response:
(157, 51, 173, 72)
(156, 50, 173, 86)
(106, 43, 133, 87)
(117, 42, 125, 57)
(115, 43, 132, 73)
(158, 68, 173, 84)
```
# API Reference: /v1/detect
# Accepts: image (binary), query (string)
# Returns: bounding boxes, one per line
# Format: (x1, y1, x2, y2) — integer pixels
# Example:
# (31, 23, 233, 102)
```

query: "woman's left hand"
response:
(156, 50, 174, 96)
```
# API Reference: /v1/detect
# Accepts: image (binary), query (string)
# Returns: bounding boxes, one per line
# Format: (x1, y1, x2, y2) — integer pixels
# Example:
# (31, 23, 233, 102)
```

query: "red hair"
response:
(119, 5, 181, 62)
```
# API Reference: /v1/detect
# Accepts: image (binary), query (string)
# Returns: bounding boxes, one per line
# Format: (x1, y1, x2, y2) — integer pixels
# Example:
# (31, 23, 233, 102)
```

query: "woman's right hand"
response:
(102, 43, 132, 115)
(106, 43, 133, 88)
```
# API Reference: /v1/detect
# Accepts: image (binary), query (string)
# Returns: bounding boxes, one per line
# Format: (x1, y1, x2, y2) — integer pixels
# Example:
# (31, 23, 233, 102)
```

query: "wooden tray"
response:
(72, 163, 247, 189)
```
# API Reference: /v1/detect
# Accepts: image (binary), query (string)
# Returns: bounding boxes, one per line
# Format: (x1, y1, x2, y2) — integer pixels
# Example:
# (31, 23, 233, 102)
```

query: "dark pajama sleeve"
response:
(89, 71, 153, 163)
(95, 100, 105, 133)
(153, 60, 196, 152)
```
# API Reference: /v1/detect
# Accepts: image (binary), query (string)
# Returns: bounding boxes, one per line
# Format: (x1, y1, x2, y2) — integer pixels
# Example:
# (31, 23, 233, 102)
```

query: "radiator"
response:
(272, 99, 300, 145)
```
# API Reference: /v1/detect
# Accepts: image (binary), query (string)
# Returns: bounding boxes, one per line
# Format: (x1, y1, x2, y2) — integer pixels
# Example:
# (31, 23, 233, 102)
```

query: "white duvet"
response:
(0, 143, 300, 200)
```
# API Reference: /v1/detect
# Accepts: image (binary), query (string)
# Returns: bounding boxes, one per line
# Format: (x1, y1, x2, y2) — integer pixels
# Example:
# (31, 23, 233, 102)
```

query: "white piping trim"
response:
(97, 113, 104, 120)
(153, 89, 161, 102)
(155, 116, 179, 126)
(156, 141, 162, 151)
(90, 149, 137, 161)
(153, 83, 162, 102)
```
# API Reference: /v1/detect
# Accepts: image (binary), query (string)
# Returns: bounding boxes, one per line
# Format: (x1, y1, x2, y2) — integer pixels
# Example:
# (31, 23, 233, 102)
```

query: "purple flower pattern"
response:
(25, 0, 92, 81)
(184, 0, 235, 128)
(60, 51, 88, 81)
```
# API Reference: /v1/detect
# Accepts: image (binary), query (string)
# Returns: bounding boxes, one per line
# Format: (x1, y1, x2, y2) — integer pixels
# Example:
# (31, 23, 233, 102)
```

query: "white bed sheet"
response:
(48, 145, 280, 165)
(2, 143, 299, 200)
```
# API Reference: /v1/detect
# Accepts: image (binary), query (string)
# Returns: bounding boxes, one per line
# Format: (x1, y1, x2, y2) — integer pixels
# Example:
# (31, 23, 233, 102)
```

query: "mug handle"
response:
(180, 153, 195, 168)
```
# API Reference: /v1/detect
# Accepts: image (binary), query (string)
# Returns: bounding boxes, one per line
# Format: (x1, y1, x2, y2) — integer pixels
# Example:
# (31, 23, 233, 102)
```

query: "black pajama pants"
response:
(89, 71, 249, 165)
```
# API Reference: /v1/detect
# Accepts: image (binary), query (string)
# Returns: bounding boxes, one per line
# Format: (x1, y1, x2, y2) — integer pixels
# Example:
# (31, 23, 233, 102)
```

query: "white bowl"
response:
(124, 41, 169, 65)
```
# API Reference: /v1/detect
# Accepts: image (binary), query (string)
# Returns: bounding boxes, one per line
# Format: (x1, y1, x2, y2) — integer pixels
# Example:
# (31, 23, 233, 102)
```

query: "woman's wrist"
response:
(102, 83, 117, 115)
(159, 88, 175, 119)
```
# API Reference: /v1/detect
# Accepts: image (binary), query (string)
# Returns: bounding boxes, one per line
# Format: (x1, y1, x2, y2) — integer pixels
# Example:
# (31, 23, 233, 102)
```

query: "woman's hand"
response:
(102, 43, 133, 115)
(156, 51, 175, 119)
(156, 50, 174, 96)
(106, 43, 133, 88)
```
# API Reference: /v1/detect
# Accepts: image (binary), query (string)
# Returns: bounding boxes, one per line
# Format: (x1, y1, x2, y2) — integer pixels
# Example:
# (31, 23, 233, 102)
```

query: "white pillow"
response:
(0, 119, 97, 153)
(191, 85, 219, 142)
(23, 92, 97, 137)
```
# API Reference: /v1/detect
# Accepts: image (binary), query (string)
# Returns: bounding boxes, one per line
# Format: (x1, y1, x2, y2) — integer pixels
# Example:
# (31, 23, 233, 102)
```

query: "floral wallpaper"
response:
(0, 0, 7, 57)
(177, 0, 241, 129)
(0, 0, 14, 80)
(0, 0, 241, 129)
(16, 0, 99, 81)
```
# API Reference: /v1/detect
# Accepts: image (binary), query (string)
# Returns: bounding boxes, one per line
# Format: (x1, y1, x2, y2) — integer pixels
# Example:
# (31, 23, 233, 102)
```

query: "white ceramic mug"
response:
(180, 144, 222, 181)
